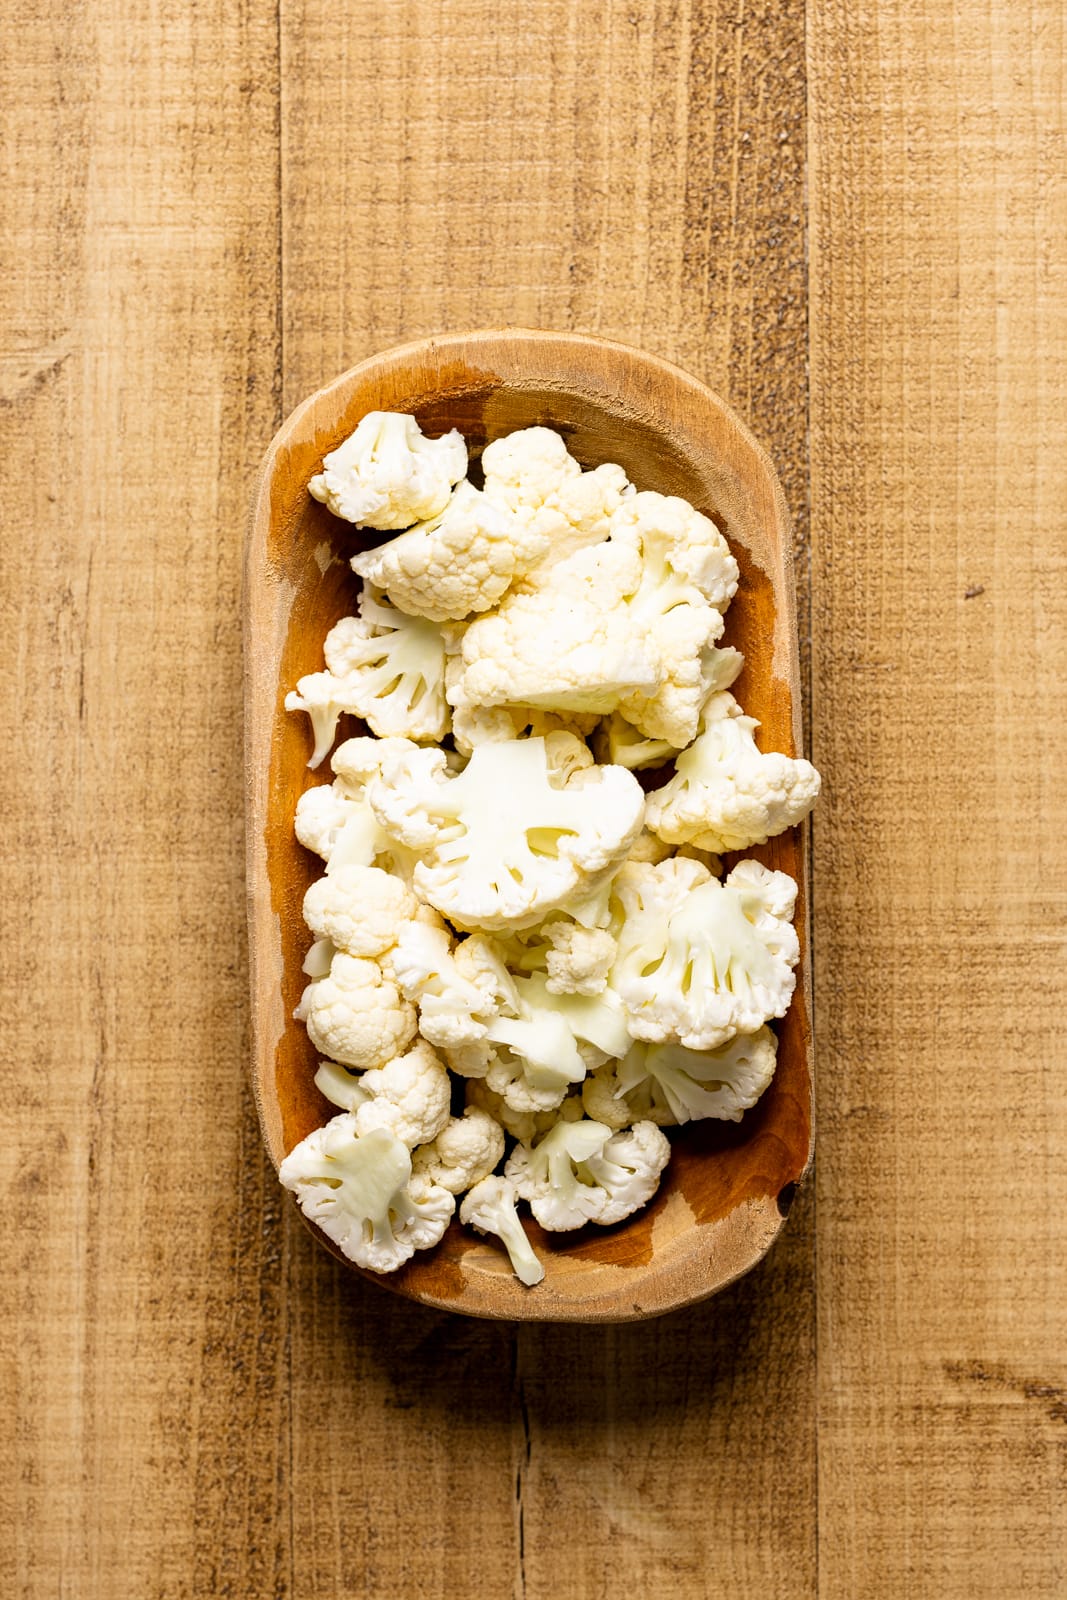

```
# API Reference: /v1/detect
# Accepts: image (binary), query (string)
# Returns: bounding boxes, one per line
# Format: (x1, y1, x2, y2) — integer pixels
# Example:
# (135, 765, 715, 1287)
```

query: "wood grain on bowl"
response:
(245, 329, 813, 1322)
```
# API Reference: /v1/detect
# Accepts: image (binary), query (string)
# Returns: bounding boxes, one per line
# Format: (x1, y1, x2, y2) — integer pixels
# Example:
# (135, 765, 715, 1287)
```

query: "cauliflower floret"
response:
(367, 737, 644, 932)
(505, 1118, 614, 1230)
(625, 827, 675, 866)
(609, 1028, 779, 1125)
(580, 1062, 636, 1129)
(482, 427, 633, 578)
(459, 1175, 545, 1286)
(582, 1120, 672, 1224)
(611, 857, 800, 1050)
(480, 426, 582, 512)
(352, 1038, 452, 1148)
(451, 701, 599, 758)
(645, 691, 822, 852)
(350, 480, 548, 622)
(302, 864, 417, 957)
(412, 1108, 506, 1195)
(296, 951, 417, 1070)
(391, 920, 496, 1056)
(449, 540, 662, 716)
(465, 1079, 562, 1144)
(309, 411, 466, 529)
(609, 491, 742, 746)
(313, 1058, 371, 1111)
(279, 1118, 454, 1272)
(542, 921, 618, 997)
(594, 713, 681, 772)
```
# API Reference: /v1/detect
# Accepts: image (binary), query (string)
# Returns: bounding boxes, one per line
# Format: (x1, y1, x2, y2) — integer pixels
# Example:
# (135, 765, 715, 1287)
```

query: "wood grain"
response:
(3, 0, 1062, 1592)
(809, 0, 1067, 1593)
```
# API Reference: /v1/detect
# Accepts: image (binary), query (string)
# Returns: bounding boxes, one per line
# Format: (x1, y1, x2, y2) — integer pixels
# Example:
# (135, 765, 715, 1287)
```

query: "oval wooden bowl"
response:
(245, 329, 813, 1322)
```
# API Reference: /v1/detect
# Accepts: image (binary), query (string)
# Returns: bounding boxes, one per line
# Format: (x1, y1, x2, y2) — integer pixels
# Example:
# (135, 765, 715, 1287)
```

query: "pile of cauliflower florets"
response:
(279, 410, 820, 1287)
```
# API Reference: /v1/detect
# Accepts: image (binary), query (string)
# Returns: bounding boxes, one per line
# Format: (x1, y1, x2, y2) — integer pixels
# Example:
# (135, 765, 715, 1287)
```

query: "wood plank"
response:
(278, 1, 813, 1595)
(809, 0, 1067, 1593)
(0, 0, 283, 1594)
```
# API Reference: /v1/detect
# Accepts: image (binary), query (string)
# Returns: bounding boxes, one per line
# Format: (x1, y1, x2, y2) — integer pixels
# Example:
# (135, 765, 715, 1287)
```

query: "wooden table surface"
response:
(4, 0, 1064, 1594)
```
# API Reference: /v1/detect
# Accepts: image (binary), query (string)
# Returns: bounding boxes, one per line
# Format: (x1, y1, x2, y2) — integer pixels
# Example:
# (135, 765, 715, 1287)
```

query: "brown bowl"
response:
(245, 329, 813, 1322)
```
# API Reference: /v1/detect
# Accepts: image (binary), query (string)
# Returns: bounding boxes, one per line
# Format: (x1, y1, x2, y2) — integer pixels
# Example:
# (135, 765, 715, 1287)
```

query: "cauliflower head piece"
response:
(302, 863, 417, 957)
(368, 736, 644, 932)
(412, 1108, 506, 1195)
(309, 411, 466, 529)
(352, 1038, 452, 1148)
(645, 691, 822, 852)
(296, 950, 417, 1070)
(593, 1028, 778, 1125)
(505, 1118, 614, 1231)
(279, 1117, 455, 1272)
(611, 856, 800, 1050)
(350, 480, 548, 623)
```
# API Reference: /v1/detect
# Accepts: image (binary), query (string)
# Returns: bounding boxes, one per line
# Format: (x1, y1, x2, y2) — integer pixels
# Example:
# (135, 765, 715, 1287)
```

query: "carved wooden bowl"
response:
(245, 329, 813, 1322)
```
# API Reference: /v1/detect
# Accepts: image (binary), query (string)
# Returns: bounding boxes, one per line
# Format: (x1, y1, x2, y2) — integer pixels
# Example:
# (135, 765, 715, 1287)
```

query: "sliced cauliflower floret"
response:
(412, 1108, 506, 1195)
(296, 951, 417, 1070)
(367, 737, 644, 932)
(582, 1120, 672, 1224)
(450, 540, 662, 717)
(350, 480, 548, 622)
(459, 1175, 545, 1286)
(302, 863, 417, 957)
(314, 1058, 371, 1111)
(505, 1119, 614, 1230)
(352, 1038, 452, 1148)
(279, 1117, 454, 1272)
(609, 1028, 779, 1125)
(645, 690, 822, 852)
(611, 857, 800, 1050)
(309, 411, 466, 529)
(609, 491, 742, 746)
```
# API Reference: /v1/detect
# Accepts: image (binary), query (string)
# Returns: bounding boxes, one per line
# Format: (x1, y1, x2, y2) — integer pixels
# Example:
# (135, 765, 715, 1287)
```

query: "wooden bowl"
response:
(245, 329, 813, 1322)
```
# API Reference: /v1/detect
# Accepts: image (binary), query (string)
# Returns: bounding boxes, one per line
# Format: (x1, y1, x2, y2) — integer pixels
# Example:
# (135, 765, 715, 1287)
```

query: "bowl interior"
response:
(247, 330, 812, 1321)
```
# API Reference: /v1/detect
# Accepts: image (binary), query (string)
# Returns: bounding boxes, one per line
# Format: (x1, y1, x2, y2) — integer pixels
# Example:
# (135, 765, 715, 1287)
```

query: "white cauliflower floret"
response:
(367, 737, 644, 932)
(609, 1028, 779, 1125)
(581, 1062, 636, 1130)
(279, 1118, 454, 1272)
(350, 480, 548, 622)
(302, 864, 417, 957)
(313, 1058, 371, 1111)
(450, 540, 662, 717)
(609, 491, 742, 746)
(581, 1120, 672, 1224)
(465, 1079, 562, 1145)
(451, 701, 599, 758)
(294, 781, 366, 860)
(352, 1038, 452, 1148)
(542, 921, 618, 997)
(309, 411, 466, 529)
(482, 427, 633, 578)
(480, 426, 582, 511)
(296, 951, 417, 1070)
(285, 591, 449, 765)
(505, 1119, 614, 1230)
(645, 691, 822, 852)
(611, 857, 800, 1050)
(391, 920, 495, 1054)
(412, 1109, 506, 1195)
(459, 1175, 545, 1286)
(625, 828, 675, 866)
(594, 713, 681, 772)
(329, 589, 449, 739)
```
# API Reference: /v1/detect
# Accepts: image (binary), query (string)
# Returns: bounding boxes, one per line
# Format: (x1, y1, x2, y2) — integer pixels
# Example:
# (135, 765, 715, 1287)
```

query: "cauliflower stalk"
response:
(309, 411, 466, 529)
